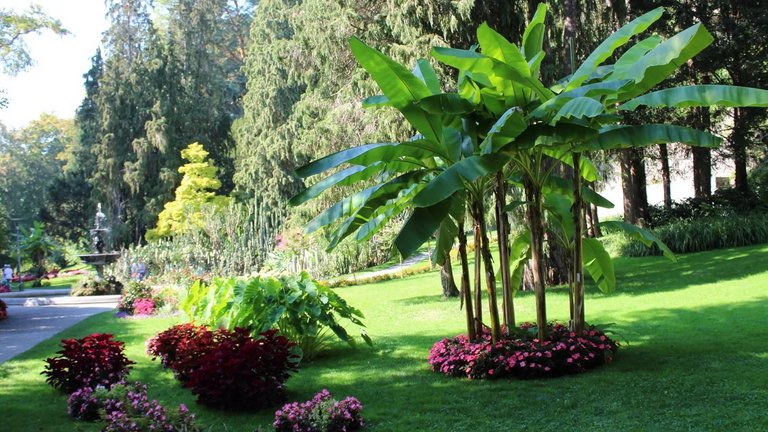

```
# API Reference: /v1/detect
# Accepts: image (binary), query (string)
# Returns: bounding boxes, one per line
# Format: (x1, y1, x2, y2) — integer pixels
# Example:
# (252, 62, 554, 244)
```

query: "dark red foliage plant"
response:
(185, 328, 300, 410)
(428, 322, 618, 380)
(42, 333, 135, 393)
(148, 324, 301, 410)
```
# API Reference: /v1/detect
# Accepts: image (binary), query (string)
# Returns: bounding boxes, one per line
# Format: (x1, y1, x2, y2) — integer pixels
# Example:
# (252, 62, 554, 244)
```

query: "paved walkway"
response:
(0, 295, 117, 364)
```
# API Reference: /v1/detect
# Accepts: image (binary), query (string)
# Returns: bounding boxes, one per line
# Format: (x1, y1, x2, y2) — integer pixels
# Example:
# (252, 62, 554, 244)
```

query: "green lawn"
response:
(2, 244, 767, 431)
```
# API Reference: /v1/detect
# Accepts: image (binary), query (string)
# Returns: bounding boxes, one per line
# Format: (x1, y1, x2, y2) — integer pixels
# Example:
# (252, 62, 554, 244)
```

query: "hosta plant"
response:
(42, 333, 135, 393)
(180, 271, 371, 360)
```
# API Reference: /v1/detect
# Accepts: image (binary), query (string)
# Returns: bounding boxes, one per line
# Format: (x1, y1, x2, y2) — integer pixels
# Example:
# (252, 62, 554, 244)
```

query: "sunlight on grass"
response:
(1, 244, 767, 431)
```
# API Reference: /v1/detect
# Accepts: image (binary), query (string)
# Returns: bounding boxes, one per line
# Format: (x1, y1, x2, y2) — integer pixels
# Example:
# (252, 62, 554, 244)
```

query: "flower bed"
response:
(274, 389, 364, 432)
(428, 322, 618, 380)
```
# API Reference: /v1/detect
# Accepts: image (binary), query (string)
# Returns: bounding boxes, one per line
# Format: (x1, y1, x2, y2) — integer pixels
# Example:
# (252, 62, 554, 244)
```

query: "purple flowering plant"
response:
(274, 389, 364, 432)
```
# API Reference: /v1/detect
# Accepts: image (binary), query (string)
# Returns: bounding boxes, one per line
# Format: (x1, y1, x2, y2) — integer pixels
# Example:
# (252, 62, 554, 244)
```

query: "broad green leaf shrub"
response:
(748, 161, 768, 202)
(428, 322, 618, 380)
(612, 213, 768, 256)
(180, 272, 370, 360)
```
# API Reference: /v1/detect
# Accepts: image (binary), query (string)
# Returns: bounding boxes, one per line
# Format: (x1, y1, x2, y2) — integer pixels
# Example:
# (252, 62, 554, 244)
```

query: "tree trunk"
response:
(659, 143, 672, 208)
(440, 255, 460, 298)
(692, 147, 712, 199)
(733, 107, 749, 193)
(473, 220, 484, 338)
(472, 198, 501, 343)
(495, 172, 515, 331)
(590, 202, 602, 237)
(620, 148, 649, 226)
(457, 221, 476, 341)
(572, 152, 585, 332)
(524, 178, 547, 341)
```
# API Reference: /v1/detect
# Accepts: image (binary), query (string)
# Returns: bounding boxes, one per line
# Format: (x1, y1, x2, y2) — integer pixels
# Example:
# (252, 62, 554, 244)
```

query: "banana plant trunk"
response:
(495, 172, 514, 331)
(572, 152, 585, 333)
(524, 178, 548, 341)
(473, 220, 484, 338)
(457, 221, 476, 341)
(471, 198, 502, 343)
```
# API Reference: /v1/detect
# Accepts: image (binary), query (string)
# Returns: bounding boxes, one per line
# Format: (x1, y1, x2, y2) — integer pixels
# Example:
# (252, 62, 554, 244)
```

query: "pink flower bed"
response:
(428, 322, 618, 380)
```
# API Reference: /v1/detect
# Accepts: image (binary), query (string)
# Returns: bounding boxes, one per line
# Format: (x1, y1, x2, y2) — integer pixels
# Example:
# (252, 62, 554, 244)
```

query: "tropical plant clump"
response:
(42, 333, 135, 393)
(428, 323, 618, 380)
(180, 271, 370, 360)
(274, 389, 365, 432)
(147, 325, 300, 410)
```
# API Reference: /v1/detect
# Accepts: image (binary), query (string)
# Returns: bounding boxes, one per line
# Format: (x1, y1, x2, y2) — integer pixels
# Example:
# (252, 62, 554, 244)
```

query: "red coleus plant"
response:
(429, 322, 618, 380)
(42, 333, 135, 393)
(185, 328, 300, 409)
(148, 324, 300, 409)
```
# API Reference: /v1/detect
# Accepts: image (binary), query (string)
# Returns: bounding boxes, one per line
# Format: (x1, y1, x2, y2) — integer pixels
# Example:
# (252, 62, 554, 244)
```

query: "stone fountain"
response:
(79, 203, 120, 279)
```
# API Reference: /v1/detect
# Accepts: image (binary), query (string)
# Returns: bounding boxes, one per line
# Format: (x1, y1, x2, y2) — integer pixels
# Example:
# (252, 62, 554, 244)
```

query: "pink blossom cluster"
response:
(428, 322, 618, 380)
(274, 389, 365, 432)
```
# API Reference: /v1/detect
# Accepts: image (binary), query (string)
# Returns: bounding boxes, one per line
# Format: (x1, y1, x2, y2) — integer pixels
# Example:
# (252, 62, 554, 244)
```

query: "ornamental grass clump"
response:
(428, 322, 618, 380)
(274, 389, 364, 432)
(42, 333, 135, 393)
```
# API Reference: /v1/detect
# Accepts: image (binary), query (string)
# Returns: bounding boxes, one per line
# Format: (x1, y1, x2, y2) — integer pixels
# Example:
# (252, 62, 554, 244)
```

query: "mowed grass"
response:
(1, 244, 767, 431)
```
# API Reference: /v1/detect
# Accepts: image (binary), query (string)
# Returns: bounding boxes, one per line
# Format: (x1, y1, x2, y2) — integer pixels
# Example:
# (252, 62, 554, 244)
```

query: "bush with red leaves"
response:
(185, 328, 300, 410)
(429, 322, 618, 380)
(148, 324, 300, 410)
(42, 333, 135, 393)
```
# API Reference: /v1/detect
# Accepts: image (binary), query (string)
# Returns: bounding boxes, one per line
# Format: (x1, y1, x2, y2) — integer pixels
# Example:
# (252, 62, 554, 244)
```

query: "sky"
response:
(0, 0, 108, 130)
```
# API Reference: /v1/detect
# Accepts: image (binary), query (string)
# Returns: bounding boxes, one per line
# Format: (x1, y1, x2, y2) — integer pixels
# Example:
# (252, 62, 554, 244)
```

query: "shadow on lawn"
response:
(588, 243, 768, 297)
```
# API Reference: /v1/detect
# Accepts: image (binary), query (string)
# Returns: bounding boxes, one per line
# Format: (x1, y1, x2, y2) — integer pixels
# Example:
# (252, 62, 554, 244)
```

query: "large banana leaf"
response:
(296, 142, 392, 178)
(611, 23, 714, 102)
(431, 193, 465, 265)
(542, 147, 601, 182)
(522, 3, 547, 76)
(412, 59, 441, 94)
(394, 195, 455, 259)
(613, 35, 662, 76)
(530, 80, 632, 120)
(349, 36, 432, 107)
(567, 7, 664, 90)
(480, 107, 526, 154)
(477, 23, 530, 103)
(575, 124, 721, 152)
(290, 164, 383, 205)
(507, 231, 531, 296)
(355, 186, 419, 242)
(512, 123, 597, 152)
(582, 237, 616, 293)
(412, 154, 511, 207)
(543, 175, 614, 208)
(600, 220, 676, 261)
(416, 93, 476, 115)
(619, 85, 768, 110)
(551, 97, 605, 124)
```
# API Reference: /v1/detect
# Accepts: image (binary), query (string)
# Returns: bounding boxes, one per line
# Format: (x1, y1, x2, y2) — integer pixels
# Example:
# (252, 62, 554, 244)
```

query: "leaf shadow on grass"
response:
(587, 243, 768, 297)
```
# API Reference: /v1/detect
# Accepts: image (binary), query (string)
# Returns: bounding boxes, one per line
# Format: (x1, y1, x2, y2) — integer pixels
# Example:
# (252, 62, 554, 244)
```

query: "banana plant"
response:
(429, 5, 768, 337)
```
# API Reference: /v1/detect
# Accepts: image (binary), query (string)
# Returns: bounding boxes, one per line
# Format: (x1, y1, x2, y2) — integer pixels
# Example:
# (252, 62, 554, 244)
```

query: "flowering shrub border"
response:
(42, 333, 135, 393)
(274, 389, 364, 432)
(429, 322, 618, 380)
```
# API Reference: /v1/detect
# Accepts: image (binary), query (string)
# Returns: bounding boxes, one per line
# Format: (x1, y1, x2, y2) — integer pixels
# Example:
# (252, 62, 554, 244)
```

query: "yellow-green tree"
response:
(146, 142, 230, 240)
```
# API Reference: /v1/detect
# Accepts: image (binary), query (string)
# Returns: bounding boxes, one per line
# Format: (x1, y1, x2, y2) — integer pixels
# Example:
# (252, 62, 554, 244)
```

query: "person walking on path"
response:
(2, 264, 13, 291)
